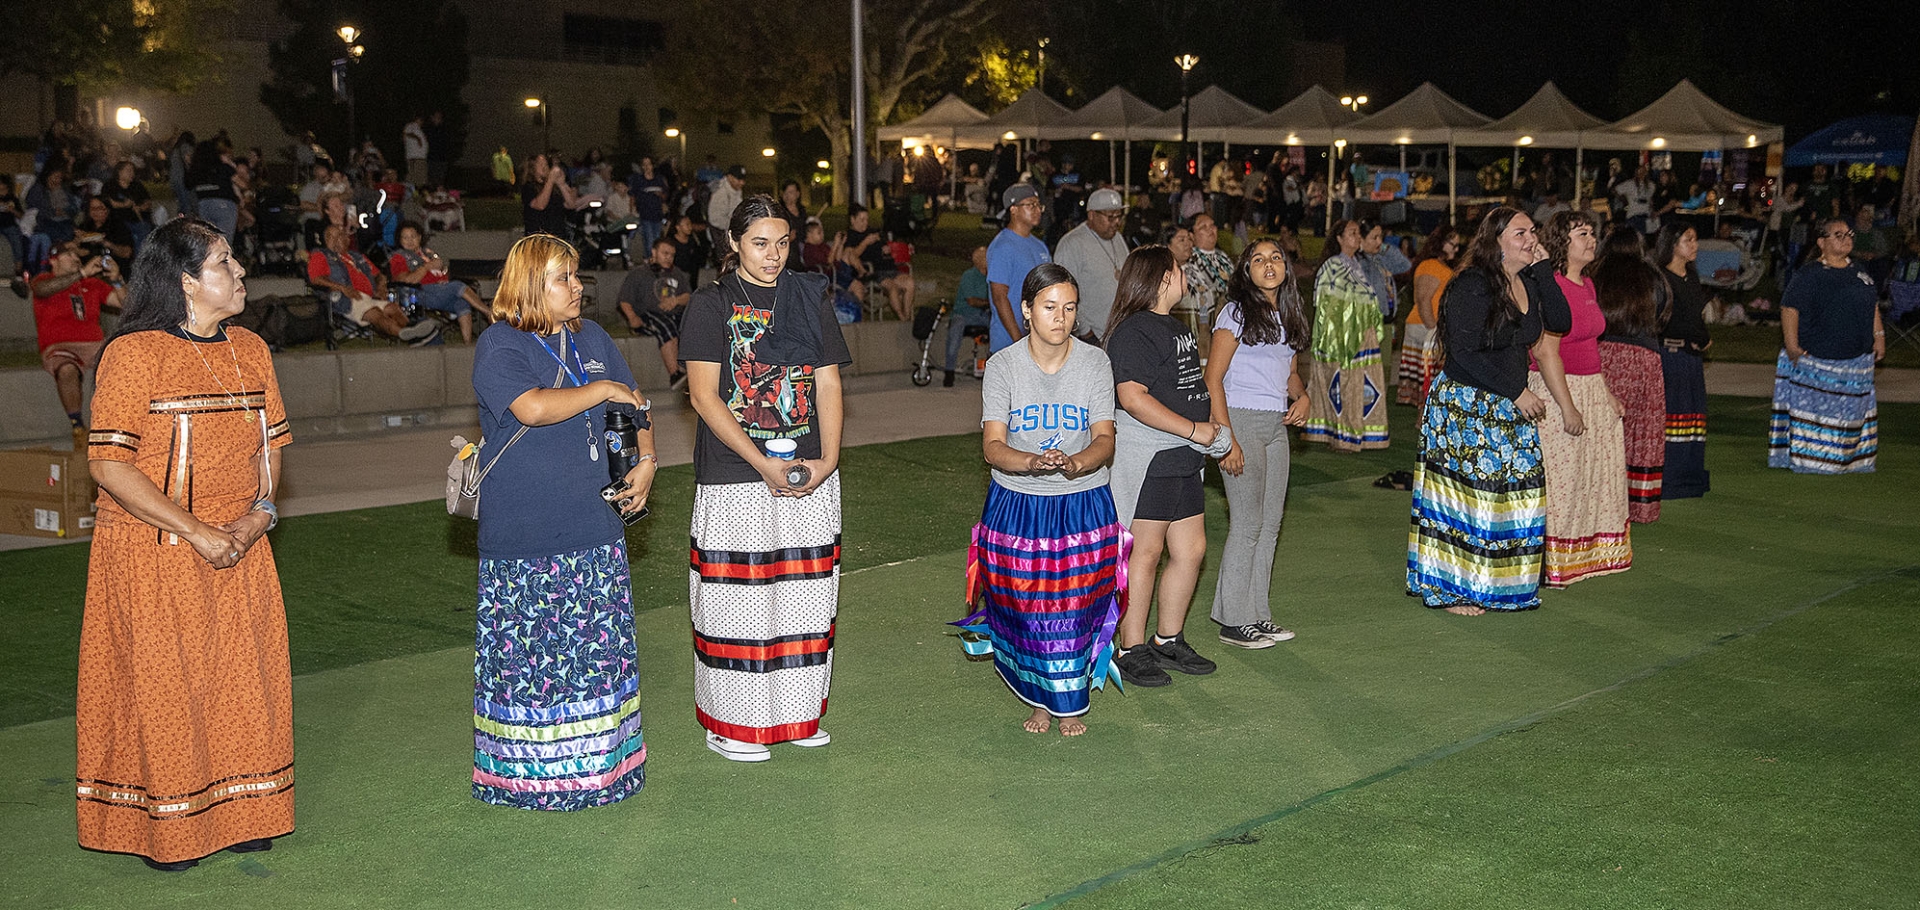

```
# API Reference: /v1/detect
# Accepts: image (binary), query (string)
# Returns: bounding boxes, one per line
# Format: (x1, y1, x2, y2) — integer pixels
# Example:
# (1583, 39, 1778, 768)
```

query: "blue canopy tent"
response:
(1785, 114, 1915, 167)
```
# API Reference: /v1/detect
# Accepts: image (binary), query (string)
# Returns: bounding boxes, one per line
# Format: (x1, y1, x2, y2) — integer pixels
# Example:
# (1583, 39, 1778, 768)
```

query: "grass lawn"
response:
(2, 397, 1914, 908)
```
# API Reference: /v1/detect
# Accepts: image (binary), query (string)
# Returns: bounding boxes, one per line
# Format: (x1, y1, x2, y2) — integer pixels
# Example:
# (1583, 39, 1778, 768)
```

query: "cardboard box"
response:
(0, 447, 98, 540)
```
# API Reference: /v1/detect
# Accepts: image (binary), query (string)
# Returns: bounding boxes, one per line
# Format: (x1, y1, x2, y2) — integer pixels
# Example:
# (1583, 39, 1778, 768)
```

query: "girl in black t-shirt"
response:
(680, 194, 850, 764)
(1103, 245, 1228, 689)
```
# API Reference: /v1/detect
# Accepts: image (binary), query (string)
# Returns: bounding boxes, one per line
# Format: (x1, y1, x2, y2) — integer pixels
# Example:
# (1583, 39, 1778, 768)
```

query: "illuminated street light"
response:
(816, 160, 831, 170)
(1175, 54, 1199, 176)
(525, 97, 549, 147)
(664, 127, 686, 164)
(1339, 94, 1369, 114)
(337, 25, 359, 43)
(115, 107, 142, 131)
(761, 147, 777, 158)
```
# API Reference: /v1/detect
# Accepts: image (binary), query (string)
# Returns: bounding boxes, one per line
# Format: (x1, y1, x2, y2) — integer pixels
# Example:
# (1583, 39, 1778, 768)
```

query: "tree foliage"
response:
(1, 0, 229, 93)
(259, 0, 472, 165)
(653, 0, 1012, 202)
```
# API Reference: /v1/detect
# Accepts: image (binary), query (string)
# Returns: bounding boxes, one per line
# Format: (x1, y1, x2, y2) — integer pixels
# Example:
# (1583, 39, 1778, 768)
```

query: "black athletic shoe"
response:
(1150, 634, 1217, 675)
(1217, 623, 1276, 650)
(142, 856, 199, 872)
(226, 838, 273, 854)
(1114, 646, 1172, 687)
(1251, 620, 1296, 642)
(942, 370, 956, 387)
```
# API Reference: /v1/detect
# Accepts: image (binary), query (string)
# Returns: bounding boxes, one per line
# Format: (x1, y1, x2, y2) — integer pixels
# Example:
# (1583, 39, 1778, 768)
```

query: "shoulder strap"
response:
(462, 361, 564, 496)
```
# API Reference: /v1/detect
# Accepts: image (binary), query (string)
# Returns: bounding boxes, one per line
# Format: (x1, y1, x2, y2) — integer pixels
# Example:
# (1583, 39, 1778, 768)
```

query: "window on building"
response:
(717, 121, 734, 135)
(561, 15, 664, 66)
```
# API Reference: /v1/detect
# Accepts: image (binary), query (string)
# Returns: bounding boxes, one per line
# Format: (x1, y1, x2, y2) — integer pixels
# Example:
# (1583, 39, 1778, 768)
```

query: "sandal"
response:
(1372, 470, 1413, 491)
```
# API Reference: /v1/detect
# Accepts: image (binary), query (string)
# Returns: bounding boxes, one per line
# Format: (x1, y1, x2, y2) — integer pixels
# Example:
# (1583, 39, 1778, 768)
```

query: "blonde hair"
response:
(493, 234, 581, 335)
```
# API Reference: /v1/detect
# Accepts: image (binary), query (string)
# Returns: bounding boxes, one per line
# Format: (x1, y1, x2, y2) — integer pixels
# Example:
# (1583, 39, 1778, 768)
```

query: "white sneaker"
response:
(706, 733, 771, 762)
(790, 730, 831, 748)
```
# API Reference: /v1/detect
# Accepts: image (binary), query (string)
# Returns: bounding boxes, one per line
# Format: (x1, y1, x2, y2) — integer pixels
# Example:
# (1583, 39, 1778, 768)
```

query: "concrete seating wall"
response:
(0, 321, 915, 447)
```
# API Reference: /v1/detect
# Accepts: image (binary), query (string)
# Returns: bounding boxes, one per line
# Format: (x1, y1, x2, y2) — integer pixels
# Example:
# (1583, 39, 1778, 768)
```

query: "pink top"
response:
(1532, 272, 1604, 375)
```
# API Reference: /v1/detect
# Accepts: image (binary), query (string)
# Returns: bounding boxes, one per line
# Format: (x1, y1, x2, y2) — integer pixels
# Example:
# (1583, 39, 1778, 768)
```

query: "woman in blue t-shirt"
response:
(1201, 240, 1312, 649)
(469, 233, 655, 810)
(1103, 246, 1233, 688)
(1771, 218, 1885, 474)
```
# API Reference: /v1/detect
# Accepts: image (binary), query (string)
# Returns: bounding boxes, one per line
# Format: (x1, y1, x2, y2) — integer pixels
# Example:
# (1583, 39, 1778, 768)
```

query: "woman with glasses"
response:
(1770, 219, 1883, 473)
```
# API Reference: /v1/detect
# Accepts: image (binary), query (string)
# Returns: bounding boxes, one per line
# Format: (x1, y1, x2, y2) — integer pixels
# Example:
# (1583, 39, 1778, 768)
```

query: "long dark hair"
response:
(1538, 210, 1599, 278)
(1021, 261, 1079, 308)
(1415, 223, 1460, 267)
(1441, 205, 1527, 352)
(1591, 227, 1662, 338)
(113, 217, 225, 339)
(1103, 245, 1178, 345)
(1323, 218, 1359, 267)
(1223, 239, 1310, 351)
(721, 193, 792, 274)
(1649, 222, 1697, 278)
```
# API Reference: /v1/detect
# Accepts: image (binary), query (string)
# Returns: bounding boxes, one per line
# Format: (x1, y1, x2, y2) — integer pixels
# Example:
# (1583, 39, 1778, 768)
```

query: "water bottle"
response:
(599, 408, 649, 524)
(765, 437, 810, 489)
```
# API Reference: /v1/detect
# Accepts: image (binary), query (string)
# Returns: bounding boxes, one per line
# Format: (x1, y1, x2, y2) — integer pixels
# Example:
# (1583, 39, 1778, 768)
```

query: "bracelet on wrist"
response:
(251, 498, 279, 531)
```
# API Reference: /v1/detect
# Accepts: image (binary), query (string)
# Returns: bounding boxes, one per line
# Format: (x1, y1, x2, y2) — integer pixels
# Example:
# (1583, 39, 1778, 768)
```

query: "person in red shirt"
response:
(307, 224, 435, 343)
(30, 241, 128, 428)
(388, 222, 489, 342)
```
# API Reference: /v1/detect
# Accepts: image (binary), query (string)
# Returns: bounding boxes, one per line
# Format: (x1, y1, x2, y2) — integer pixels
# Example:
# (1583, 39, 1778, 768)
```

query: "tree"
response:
(2, 0, 228, 120)
(654, 0, 1011, 204)
(260, 0, 471, 168)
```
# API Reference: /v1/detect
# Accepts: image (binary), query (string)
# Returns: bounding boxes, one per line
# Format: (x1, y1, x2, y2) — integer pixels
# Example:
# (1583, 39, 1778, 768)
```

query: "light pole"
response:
(1175, 54, 1199, 178)
(337, 26, 363, 148)
(1339, 94, 1369, 115)
(525, 97, 550, 150)
(1037, 37, 1050, 93)
(664, 127, 686, 168)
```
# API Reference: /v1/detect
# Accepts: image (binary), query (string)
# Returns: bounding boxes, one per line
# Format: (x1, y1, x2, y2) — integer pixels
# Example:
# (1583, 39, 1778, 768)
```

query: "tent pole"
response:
(1448, 143, 1457, 223)
(1326, 143, 1337, 236)
(1109, 140, 1117, 187)
(1124, 140, 1133, 197)
(949, 129, 959, 210)
(1399, 145, 1407, 172)
(1512, 145, 1521, 192)
(1574, 145, 1585, 210)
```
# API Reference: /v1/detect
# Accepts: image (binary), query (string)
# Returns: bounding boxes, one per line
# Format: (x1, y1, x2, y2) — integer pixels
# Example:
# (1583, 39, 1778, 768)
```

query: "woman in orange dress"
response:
(1398, 224, 1459, 407)
(77, 217, 295, 871)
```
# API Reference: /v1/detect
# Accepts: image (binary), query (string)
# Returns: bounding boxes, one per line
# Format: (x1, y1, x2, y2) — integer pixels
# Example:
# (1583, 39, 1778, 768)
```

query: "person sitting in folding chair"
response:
(308, 225, 438, 345)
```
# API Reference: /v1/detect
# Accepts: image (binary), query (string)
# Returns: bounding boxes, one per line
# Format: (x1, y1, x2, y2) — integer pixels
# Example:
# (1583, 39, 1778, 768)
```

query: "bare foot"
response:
(1058, 716, 1086, 737)
(1023, 706, 1051, 734)
(1443, 603, 1487, 616)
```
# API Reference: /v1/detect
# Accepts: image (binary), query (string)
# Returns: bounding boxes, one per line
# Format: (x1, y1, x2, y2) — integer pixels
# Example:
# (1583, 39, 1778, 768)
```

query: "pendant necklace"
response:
(185, 322, 256, 423)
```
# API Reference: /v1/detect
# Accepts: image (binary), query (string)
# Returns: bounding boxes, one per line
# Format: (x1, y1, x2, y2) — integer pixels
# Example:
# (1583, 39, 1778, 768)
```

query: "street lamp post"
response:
(525, 97, 550, 150)
(664, 127, 686, 168)
(337, 26, 363, 149)
(1175, 54, 1199, 179)
(1339, 94, 1369, 115)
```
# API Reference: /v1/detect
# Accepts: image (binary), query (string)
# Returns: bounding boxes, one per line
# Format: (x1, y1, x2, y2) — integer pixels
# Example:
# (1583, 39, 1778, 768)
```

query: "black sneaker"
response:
(942, 370, 955, 387)
(1114, 646, 1172, 687)
(1218, 623, 1276, 650)
(1251, 620, 1296, 642)
(1150, 634, 1217, 675)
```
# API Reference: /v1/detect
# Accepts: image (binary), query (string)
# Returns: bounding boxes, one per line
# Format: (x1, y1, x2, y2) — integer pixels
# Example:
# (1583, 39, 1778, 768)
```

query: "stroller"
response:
(910, 303, 987, 386)
(253, 185, 304, 276)
(1696, 225, 1770, 292)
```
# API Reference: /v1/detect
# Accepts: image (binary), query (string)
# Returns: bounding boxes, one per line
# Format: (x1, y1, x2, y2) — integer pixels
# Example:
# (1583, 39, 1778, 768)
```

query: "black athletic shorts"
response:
(1132, 471, 1204, 522)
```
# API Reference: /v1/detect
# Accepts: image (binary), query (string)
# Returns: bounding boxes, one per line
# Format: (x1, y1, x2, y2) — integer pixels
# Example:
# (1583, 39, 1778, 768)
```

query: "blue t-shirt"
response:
(627, 173, 669, 221)
(953, 267, 991, 327)
(1781, 260, 1879, 361)
(986, 229, 1051, 352)
(472, 320, 646, 560)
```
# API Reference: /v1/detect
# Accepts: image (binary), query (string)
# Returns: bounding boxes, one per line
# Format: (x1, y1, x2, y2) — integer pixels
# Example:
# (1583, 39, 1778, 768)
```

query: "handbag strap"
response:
(463, 360, 565, 496)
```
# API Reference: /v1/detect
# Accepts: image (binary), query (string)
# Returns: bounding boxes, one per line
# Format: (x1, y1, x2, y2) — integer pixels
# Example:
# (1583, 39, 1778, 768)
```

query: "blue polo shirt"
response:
(986, 228, 1050, 352)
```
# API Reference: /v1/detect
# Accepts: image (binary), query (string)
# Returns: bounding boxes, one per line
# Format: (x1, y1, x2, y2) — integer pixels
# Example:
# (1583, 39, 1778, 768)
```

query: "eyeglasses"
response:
(1822, 231, 1855, 239)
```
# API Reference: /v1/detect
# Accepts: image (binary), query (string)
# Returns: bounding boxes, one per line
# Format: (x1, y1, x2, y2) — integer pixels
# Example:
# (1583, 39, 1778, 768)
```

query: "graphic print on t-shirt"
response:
(727, 301, 815, 440)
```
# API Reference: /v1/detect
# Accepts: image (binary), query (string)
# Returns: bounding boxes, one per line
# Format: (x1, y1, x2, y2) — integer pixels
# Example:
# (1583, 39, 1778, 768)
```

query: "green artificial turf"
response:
(1, 397, 1914, 908)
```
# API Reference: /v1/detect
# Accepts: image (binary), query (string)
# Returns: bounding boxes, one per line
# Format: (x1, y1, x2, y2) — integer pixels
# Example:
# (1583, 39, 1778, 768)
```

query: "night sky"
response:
(1042, 0, 1920, 141)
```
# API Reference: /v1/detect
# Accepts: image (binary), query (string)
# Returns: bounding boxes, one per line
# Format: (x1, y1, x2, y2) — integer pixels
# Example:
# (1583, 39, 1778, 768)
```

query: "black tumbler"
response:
(599, 408, 649, 524)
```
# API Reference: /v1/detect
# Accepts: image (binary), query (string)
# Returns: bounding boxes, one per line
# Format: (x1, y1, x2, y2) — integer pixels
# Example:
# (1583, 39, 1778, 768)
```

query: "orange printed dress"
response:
(76, 327, 295, 863)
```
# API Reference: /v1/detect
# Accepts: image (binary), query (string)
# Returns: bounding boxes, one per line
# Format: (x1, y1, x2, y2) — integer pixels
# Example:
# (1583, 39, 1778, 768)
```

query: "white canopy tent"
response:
(1453, 82, 1606, 205)
(1231, 85, 1361, 147)
(1341, 82, 1492, 221)
(1056, 86, 1172, 192)
(1142, 84, 1267, 178)
(1580, 79, 1784, 152)
(980, 88, 1078, 142)
(876, 94, 996, 203)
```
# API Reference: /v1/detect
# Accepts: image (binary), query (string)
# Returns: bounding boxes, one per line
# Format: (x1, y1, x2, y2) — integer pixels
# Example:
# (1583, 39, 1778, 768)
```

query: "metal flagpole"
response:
(1448, 143, 1458, 222)
(851, 0, 867, 208)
